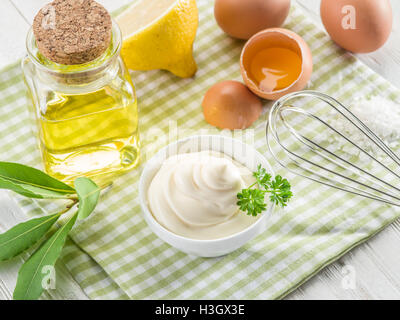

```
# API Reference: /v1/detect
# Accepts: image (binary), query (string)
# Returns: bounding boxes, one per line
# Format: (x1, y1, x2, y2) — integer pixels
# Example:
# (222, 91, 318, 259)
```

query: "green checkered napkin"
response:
(1, 1, 400, 299)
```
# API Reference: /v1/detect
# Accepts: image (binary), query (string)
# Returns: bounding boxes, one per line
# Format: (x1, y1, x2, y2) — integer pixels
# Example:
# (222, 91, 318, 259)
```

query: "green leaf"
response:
(0, 177, 41, 198)
(237, 188, 267, 216)
(267, 175, 293, 208)
(0, 162, 75, 199)
(74, 177, 100, 220)
(253, 164, 272, 187)
(237, 165, 293, 216)
(0, 213, 61, 261)
(13, 213, 78, 300)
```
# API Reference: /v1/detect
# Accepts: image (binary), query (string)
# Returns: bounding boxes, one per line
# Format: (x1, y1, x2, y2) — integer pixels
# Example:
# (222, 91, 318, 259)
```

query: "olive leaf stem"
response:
(0, 161, 109, 299)
(60, 199, 79, 214)
(64, 181, 113, 202)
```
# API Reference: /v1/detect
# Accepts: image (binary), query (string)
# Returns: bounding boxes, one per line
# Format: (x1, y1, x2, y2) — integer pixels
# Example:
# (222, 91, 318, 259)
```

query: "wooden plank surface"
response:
(0, 1, 29, 67)
(0, 0, 399, 300)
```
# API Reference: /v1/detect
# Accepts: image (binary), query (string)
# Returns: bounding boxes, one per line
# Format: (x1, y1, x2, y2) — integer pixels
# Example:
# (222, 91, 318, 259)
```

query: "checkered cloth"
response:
(1, 1, 400, 299)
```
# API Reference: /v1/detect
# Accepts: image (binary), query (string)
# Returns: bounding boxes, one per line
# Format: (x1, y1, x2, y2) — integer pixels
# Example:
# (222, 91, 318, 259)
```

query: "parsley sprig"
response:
(237, 165, 293, 216)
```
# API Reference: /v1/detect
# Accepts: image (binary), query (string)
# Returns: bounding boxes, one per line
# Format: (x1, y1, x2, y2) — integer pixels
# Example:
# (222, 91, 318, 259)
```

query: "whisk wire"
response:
(266, 90, 400, 207)
(312, 91, 400, 167)
(278, 107, 400, 197)
(267, 124, 400, 206)
(266, 124, 400, 206)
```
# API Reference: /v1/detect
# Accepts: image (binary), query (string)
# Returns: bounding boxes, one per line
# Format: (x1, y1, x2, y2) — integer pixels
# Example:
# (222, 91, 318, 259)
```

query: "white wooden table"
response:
(1, 0, 400, 300)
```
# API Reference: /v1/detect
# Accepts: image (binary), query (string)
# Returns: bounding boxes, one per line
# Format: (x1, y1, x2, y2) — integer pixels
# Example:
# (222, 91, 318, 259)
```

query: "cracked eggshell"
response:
(240, 28, 313, 101)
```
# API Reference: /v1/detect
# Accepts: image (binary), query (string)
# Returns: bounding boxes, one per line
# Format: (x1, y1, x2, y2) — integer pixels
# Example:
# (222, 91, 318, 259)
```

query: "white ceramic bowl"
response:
(138, 135, 275, 257)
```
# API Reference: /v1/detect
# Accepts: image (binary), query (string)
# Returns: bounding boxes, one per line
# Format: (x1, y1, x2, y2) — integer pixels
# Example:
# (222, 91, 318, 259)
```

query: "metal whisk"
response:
(266, 90, 400, 206)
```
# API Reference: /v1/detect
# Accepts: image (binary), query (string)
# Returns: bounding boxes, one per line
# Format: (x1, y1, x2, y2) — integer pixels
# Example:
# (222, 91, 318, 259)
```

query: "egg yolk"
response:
(250, 47, 302, 92)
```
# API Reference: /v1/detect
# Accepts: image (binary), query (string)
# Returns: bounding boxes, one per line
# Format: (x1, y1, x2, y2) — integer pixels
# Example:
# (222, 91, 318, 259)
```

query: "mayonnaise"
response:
(147, 151, 260, 240)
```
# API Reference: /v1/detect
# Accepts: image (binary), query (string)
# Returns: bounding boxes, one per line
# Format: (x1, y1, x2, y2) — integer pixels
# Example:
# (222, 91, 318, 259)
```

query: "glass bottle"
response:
(22, 21, 140, 185)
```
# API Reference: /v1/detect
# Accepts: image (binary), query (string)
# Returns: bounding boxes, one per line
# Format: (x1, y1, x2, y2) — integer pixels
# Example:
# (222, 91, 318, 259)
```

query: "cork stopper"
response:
(33, 0, 112, 65)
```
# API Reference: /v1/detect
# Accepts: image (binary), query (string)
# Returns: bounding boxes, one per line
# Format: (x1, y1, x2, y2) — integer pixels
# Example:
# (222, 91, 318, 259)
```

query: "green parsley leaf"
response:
(237, 166, 293, 216)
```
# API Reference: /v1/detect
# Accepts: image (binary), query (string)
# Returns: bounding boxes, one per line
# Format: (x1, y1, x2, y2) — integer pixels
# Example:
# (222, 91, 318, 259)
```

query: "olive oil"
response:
(39, 83, 139, 184)
(23, 16, 140, 185)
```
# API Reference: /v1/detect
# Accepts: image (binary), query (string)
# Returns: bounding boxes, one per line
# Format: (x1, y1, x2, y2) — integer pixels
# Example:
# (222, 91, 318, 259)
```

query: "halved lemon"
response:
(117, 0, 198, 78)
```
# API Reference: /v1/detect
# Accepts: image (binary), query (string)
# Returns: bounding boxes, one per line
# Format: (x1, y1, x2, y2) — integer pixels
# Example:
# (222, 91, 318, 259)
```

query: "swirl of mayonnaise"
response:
(147, 151, 259, 240)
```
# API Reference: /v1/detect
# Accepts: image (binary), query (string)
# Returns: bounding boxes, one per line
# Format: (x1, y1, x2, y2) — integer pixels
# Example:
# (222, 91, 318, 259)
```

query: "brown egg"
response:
(214, 0, 291, 40)
(240, 28, 313, 101)
(202, 81, 263, 130)
(321, 0, 392, 53)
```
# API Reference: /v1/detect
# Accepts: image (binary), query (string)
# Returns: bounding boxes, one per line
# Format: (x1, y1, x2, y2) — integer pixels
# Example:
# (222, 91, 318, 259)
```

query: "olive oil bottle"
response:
(22, 0, 140, 185)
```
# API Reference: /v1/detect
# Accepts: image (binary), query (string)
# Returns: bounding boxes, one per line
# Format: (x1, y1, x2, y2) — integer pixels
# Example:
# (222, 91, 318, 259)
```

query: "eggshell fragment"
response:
(214, 0, 291, 40)
(320, 0, 392, 53)
(240, 28, 313, 101)
(202, 81, 263, 130)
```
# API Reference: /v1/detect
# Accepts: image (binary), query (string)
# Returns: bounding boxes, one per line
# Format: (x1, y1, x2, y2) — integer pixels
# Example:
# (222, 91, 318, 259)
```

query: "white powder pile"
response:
(327, 96, 400, 160)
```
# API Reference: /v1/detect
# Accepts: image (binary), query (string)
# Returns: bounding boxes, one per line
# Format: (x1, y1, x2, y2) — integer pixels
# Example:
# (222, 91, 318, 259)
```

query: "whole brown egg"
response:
(202, 81, 263, 129)
(320, 0, 392, 53)
(214, 0, 291, 40)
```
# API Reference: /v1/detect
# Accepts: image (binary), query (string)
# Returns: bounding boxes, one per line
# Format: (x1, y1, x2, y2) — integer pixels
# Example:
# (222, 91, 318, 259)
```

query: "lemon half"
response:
(117, 0, 198, 78)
